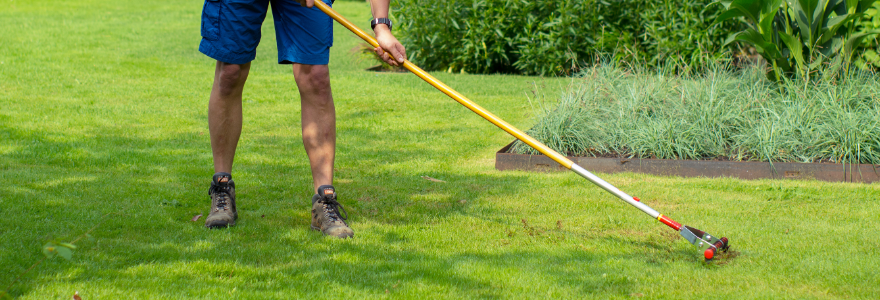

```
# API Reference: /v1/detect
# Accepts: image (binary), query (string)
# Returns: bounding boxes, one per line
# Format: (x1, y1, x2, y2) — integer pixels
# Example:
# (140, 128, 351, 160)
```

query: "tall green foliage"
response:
(640, 0, 742, 68)
(855, 1, 880, 69)
(716, 0, 879, 81)
(392, 0, 742, 75)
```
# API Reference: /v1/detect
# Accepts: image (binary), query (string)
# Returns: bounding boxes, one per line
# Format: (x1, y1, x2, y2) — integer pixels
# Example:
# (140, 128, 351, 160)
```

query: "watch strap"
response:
(371, 18, 392, 31)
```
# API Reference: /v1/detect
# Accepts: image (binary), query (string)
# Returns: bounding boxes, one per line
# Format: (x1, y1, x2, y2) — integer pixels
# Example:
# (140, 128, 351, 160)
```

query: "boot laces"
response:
(321, 196, 348, 222)
(209, 183, 232, 210)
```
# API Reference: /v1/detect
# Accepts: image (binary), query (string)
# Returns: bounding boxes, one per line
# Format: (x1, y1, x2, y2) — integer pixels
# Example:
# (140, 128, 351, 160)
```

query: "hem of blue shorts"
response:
(278, 52, 330, 65)
(199, 39, 255, 65)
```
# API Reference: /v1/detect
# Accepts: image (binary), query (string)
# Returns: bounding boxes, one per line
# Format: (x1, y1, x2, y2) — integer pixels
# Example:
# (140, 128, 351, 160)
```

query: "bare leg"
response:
(209, 61, 251, 173)
(292, 64, 334, 193)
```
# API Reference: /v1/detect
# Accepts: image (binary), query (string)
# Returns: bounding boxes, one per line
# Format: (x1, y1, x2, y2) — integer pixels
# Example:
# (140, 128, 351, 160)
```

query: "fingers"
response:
(374, 43, 408, 66)
(391, 44, 407, 63)
(298, 0, 314, 7)
(375, 47, 398, 66)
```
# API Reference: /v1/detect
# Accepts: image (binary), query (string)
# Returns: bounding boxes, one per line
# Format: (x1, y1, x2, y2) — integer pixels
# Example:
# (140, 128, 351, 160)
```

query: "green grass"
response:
(2, 0, 880, 299)
(510, 63, 880, 165)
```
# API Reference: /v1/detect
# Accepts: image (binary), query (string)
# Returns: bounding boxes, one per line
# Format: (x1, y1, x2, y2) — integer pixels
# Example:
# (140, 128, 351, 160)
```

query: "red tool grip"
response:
(703, 237, 729, 260)
(658, 215, 682, 231)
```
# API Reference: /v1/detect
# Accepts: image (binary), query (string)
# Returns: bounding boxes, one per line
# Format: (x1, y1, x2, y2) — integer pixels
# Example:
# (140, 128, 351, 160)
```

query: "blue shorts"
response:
(199, 0, 334, 65)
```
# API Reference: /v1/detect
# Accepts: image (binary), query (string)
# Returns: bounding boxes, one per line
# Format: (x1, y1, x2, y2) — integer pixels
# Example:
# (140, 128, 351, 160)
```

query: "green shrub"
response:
(510, 62, 880, 165)
(716, 0, 879, 81)
(640, 0, 743, 69)
(392, 0, 744, 75)
(855, 1, 880, 69)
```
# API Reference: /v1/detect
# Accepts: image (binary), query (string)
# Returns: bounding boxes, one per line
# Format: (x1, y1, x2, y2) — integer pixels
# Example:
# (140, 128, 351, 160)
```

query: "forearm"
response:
(368, 0, 406, 64)
(369, 0, 390, 19)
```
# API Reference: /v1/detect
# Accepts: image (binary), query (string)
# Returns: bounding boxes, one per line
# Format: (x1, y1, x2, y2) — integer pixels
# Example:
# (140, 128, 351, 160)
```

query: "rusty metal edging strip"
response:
(496, 142, 880, 183)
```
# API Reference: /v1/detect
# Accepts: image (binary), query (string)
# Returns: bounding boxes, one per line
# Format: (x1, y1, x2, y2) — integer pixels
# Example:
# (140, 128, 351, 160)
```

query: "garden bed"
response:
(496, 142, 880, 183)
(502, 64, 880, 183)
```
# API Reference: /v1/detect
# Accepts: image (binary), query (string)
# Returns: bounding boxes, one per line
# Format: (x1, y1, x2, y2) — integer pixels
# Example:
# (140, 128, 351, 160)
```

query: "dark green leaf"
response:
(758, 5, 781, 41)
(845, 31, 878, 55)
(794, 0, 817, 45)
(860, 0, 878, 11)
(780, 32, 807, 70)
(715, 8, 749, 24)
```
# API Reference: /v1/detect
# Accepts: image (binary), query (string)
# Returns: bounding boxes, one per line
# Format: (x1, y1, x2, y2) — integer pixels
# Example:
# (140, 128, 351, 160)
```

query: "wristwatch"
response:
(371, 18, 392, 31)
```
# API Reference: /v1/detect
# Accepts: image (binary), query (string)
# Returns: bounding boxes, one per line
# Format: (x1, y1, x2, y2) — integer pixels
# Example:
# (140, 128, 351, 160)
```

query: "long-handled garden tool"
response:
(314, 1, 730, 261)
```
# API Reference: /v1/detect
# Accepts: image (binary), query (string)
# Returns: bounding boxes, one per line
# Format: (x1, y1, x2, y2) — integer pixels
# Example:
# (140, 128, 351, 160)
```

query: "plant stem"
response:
(2, 256, 47, 298)
(1, 211, 117, 298)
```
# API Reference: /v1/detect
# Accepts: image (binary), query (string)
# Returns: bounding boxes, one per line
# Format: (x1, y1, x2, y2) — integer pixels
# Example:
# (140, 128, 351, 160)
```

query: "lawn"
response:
(2, 0, 879, 299)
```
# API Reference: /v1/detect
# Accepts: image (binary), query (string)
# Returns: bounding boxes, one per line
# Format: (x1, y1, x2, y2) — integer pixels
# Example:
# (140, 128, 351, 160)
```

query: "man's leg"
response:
(294, 63, 353, 238)
(205, 61, 251, 228)
(210, 61, 251, 173)
(292, 63, 334, 193)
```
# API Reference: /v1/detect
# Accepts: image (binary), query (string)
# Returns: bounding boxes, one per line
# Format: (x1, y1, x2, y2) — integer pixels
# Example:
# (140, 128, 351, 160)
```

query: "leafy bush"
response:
(716, 0, 879, 81)
(640, 0, 744, 68)
(855, 1, 880, 69)
(510, 62, 880, 165)
(392, 0, 744, 75)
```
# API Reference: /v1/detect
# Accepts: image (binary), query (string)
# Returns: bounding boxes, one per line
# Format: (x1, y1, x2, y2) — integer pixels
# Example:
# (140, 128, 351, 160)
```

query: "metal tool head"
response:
(679, 225, 729, 261)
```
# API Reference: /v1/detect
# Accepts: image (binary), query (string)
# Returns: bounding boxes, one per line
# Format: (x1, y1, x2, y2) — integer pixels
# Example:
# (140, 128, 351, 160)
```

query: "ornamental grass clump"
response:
(510, 63, 880, 165)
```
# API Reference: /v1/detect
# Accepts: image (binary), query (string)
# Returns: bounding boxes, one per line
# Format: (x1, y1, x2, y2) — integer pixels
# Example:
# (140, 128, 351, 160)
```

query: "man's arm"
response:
(299, 0, 407, 65)
(369, 0, 407, 66)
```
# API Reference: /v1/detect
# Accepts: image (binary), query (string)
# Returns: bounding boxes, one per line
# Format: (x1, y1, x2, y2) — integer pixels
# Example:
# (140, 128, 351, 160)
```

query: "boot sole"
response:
(310, 225, 354, 238)
(206, 220, 236, 228)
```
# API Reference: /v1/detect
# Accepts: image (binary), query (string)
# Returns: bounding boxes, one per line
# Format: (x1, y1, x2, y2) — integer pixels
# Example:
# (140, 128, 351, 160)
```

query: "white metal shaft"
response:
(313, 1, 663, 221)
(570, 163, 660, 218)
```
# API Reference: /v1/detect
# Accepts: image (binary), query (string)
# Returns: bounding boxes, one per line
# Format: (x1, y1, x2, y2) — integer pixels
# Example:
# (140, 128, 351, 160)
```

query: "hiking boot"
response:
(311, 185, 353, 238)
(205, 172, 237, 228)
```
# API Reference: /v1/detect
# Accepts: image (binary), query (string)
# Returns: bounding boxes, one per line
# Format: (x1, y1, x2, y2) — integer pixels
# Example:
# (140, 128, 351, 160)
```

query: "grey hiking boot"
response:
(205, 172, 237, 228)
(310, 185, 353, 238)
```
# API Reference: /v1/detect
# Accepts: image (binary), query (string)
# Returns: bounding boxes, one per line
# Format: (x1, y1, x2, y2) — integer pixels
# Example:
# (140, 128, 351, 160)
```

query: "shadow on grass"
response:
(1, 112, 701, 297)
(73, 237, 653, 298)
